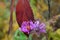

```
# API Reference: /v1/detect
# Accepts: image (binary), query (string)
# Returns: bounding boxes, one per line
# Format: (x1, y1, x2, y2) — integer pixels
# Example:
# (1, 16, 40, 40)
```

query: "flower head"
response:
(19, 21, 35, 34)
(19, 20, 46, 34)
(34, 20, 46, 33)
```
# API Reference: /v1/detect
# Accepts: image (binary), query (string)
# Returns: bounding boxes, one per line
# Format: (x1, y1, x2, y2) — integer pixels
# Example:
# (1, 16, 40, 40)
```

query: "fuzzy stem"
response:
(8, 0, 14, 34)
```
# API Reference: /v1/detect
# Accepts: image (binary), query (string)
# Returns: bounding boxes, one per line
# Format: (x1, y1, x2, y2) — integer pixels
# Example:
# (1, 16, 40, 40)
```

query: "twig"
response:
(48, 0, 50, 19)
(8, 0, 14, 35)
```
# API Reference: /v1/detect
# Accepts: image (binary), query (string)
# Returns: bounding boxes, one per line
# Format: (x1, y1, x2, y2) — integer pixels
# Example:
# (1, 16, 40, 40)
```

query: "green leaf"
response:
(14, 29, 27, 40)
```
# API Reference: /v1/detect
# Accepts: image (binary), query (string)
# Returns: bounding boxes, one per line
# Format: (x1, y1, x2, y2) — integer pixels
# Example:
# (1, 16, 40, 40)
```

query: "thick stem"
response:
(48, 0, 50, 19)
(8, 0, 14, 34)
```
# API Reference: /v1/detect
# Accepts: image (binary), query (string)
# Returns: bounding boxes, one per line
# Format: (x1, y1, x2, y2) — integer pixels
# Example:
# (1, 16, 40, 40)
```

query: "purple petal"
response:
(40, 29, 46, 33)
(35, 20, 40, 25)
(22, 21, 28, 26)
(29, 21, 36, 29)
(39, 23, 46, 29)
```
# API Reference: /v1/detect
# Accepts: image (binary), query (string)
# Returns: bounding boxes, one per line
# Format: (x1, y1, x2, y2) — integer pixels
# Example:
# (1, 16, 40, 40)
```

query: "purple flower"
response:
(39, 23, 46, 33)
(19, 20, 46, 34)
(34, 20, 40, 27)
(19, 21, 36, 34)
(34, 20, 46, 33)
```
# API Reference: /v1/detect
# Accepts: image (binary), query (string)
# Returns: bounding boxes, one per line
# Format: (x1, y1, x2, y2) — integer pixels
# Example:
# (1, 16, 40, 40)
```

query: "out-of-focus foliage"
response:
(30, 0, 60, 20)
(30, 0, 48, 20)
(0, 0, 60, 40)
(50, 0, 60, 18)
(0, 1, 18, 40)
(0, 2, 9, 40)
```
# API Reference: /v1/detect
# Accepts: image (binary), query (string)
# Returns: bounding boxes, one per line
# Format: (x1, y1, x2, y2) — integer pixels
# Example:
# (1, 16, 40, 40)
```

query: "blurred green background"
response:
(0, 0, 60, 40)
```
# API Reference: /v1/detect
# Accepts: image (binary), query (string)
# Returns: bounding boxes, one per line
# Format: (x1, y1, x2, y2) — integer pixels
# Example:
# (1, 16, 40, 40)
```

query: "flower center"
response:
(26, 25, 30, 30)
